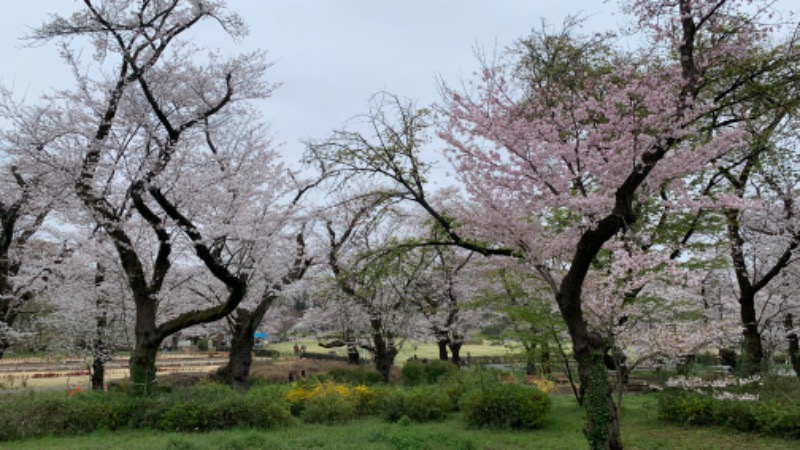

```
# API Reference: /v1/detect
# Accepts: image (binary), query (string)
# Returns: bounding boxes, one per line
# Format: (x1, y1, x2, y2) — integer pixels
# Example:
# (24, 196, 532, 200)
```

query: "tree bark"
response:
(91, 352, 106, 391)
(345, 329, 360, 364)
(372, 320, 399, 382)
(130, 339, 160, 393)
(91, 262, 109, 391)
(448, 333, 463, 366)
(436, 330, 450, 361)
(221, 308, 259, 391)
(740, 290, 764, 375)
(525, 343, 537, 375)
(785, 314, 800, 379)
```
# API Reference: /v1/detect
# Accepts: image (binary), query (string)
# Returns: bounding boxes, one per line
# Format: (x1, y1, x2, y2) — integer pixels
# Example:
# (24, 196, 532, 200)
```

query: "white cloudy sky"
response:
(0, 1, 616, 170)
(0, 1, 794, 178)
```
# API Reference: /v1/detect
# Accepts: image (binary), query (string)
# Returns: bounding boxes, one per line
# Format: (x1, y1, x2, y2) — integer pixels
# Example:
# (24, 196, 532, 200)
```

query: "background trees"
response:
(2, 0, 296, 391)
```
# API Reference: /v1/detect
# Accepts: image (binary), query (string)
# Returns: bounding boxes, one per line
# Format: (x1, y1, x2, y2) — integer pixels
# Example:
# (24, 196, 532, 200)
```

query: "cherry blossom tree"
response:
(321, 193, 424, 381)
(308, 2, 796, 446)
(40, 235, 134, 390)
(2, 0, 293, 392)
(436, 3, 797, 446)
(0, 157, 61, 359)
(399, 221, 487, 366)
(715, 100, 800, 374)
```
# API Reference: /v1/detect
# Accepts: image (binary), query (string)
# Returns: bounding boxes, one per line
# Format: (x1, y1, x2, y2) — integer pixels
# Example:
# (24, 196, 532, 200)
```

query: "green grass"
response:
(4, 395, 798, 449)
(264, 340, 518, 365)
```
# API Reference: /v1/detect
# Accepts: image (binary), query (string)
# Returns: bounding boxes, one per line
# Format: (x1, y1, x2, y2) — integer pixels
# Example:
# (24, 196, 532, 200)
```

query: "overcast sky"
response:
(0, 1, 794, 180)
(0, 1, 617, 172)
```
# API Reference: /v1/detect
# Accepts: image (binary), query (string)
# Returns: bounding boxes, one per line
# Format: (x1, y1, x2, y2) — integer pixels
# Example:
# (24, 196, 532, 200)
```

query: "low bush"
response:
(327, 366, 384, 385)
(657, 391, 716, 426)
(401, 360, 459, 386)
(0, 382, 291, 441)
(658, 385, 800, 439)
(286, 380, 384, 423)
(460, 383, 550, 429)
(254, 349, 280, 358)
(441, 367, 505, 410)
(380, 385, 452, 422)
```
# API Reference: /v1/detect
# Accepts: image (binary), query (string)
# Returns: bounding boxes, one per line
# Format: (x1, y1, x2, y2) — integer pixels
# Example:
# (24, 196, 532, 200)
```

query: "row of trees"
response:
(304, 1, 800, 448)
(1, 1, 798, 449)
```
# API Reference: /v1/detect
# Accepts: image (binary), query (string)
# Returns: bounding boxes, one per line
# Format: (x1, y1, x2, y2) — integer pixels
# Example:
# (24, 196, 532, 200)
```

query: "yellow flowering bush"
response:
(285, 381, 383, 422)
(527, 376, 556, 395)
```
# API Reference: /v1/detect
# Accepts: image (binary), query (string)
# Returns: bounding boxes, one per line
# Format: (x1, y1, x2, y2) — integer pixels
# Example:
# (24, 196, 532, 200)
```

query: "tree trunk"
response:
(582, 351, 622, 450)
(130, 295, 161, 394)
(130, 339, 160, 394)
(91, 262, 109, 391)
(556, 215, 626, 450)
(727, 210, 765, 376)
(436, 331, 450, 361)
(0, 294, 21, 361)
(525, 344, 537, 375)
(220, 308, 260, 391)
(91, 353, 106, 391)
(540, 344, 552, 374)
(740, 290, 764, 375)
(372, 324, 399, 383)
(743, 322, 764, 375)
(0, 337, 8, 360)
(785, 314, 800, 379)
(448, 333, 463, 367)
(345, 329, 360, 364)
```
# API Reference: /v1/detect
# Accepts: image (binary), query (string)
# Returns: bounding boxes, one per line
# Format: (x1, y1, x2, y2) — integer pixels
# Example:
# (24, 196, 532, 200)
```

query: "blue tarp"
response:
(254, 332, 268, 339)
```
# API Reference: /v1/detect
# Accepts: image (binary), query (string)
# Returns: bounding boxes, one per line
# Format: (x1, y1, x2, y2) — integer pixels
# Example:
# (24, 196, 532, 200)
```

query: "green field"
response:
(263, 340, 518, 364)
(3, 395, 797, 450)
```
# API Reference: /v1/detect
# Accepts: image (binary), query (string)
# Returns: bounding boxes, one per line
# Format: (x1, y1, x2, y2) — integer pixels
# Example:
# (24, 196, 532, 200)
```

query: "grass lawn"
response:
(264, 340, 518, 364)
(3, 395, 797, 449)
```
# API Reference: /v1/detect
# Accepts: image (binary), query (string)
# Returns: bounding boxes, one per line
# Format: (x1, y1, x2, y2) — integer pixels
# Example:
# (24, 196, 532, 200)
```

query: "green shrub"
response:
(401, 361, 426, 386)
(424, 360, 459, 383)
(441, 367, 504, 410)
(242, 385, 292, 428)
(402, 360, 459, 386)
(657, 391, 716, 426)
(300, 390, 358, 424)
(328, 366, 384, 385)
(460, 383, 550, 429)
(254, 349, 281, 358)
(381, 385, 451, 422)
(0, 382, 292, 441)
(0, 390, 141, 440)
(713, 400, 758, 432)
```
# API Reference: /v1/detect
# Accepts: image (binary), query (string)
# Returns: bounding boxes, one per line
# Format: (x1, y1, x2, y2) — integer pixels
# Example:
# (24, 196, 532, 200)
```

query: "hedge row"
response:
(658, 387, 800, 439)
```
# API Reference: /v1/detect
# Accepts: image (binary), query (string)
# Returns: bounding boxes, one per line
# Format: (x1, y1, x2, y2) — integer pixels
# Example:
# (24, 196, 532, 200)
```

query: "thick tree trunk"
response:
(434, 328, 450, 360)
(130, 296, 161, 394)
(220, 308, 260, 391)
(91, 354, 106, 391)
(130, 339, 160, 394)
(0, 293, 21, 361)
(740, 290, 764, 375)
(727, 210, 765, 376)
(581, 351, 622, 450)
(559, 278, 623, 449)
(372, 323, 399, 383)
(448, 334, 463, 367)
(556, 212, 629, 450)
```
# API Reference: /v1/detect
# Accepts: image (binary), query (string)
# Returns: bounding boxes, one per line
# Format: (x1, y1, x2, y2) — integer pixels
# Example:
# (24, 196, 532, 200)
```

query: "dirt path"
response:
(0, 354, 227, 390)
